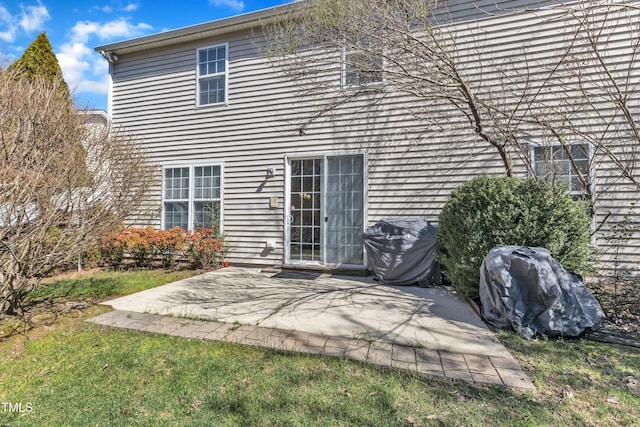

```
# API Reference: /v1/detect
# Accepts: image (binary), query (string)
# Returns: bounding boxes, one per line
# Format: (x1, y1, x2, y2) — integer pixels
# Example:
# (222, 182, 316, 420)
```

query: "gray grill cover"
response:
(480, 246, 604, 339)
(363, 218, 440, 286)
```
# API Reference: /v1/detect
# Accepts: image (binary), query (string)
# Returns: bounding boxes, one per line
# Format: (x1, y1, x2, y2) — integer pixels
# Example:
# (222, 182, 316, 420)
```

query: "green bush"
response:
(436, 176, 592, 298)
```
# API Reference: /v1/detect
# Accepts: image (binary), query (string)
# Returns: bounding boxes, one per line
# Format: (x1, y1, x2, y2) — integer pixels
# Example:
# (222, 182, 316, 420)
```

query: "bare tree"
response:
(264, 0, 640, 196)
(0, 68, 154, 316)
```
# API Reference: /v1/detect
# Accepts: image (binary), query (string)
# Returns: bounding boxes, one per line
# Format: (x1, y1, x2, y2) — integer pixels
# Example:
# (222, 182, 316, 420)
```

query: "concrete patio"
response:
(88, 267, 535, 390)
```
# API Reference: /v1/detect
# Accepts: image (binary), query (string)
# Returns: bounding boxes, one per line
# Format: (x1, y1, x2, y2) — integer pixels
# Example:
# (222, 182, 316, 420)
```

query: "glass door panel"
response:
(325, 155, 364, 265)
(289, 159, 322, 262)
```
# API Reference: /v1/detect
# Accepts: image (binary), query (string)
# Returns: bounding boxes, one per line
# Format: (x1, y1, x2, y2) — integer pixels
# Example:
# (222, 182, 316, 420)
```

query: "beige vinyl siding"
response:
(110, 32, 298, 262)
(108, 0, 639, 275)
(441, 2, 640, 259)
(464, 3, 640, 276)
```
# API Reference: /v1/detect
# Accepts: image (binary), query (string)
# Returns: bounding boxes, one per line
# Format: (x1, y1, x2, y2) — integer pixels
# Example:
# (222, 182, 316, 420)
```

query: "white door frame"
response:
(283, 150, 368, 267)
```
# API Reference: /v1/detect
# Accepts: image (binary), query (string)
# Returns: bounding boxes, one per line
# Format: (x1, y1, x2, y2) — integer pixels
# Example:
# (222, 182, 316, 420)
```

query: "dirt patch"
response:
(589, 278, 640, 337)
(0, 297, 93, 340)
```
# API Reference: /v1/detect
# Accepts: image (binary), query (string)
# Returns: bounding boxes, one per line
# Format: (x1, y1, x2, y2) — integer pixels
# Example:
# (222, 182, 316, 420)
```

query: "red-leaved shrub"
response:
(100, 227, 227, 269)
(186, 228, 228, 269)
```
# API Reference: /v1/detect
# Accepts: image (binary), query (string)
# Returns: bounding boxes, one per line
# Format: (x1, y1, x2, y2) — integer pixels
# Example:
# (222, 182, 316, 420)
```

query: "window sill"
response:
(196, 102, 228, 109)
(341, 81, 385, 91)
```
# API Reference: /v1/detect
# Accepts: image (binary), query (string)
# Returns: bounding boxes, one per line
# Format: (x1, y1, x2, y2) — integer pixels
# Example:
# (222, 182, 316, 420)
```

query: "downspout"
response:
(107, 61, 113, 117)
(98, 50, 118, 117)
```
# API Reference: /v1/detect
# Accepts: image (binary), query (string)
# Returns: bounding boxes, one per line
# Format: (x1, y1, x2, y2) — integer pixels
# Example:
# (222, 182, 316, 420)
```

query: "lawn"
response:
(0, 269, 638, 426)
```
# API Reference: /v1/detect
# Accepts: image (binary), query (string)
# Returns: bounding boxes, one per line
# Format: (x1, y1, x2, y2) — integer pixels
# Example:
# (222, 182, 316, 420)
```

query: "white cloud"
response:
(209, 0, 245, 12)
(0, 2, 49, 43)
(94, 3, 139, 14)
(71, 18, 152, 44)
(99, 18, 152, 40)
(0, 5, 17, 42)
(57, 42, 110, 97)
(57, 42, 92, 82)
(123, 3, 140, 12)
(19, 3, 50, 32)
(58, 17, 153, 102)
(70, 21, 101, 44)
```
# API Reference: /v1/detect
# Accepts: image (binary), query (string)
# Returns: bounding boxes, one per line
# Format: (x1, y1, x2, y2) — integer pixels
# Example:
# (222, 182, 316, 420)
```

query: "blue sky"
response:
(0, 0, 289, 110)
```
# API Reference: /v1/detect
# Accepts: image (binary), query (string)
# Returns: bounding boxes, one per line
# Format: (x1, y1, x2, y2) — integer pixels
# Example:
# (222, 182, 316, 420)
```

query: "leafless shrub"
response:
(0, 68, 154, 316)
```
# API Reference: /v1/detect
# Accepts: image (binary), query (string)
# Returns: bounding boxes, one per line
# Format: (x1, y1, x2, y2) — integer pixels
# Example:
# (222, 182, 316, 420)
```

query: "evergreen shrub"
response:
(436, 176, 592, 298)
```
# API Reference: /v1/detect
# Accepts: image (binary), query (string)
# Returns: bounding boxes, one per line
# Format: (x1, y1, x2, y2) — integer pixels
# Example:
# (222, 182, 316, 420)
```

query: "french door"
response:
(286, 154, 365, 266)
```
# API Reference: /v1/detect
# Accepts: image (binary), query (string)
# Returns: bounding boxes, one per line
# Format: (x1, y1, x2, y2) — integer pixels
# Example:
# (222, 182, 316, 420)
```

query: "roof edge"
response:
(95, 1, 300, 56)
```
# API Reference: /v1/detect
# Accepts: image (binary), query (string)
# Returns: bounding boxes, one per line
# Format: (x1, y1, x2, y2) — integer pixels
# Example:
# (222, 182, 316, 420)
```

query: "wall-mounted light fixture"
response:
(99, 50, 119, 63)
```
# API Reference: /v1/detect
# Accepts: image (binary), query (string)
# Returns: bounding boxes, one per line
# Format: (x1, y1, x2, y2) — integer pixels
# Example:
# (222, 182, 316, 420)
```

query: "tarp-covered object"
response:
(480, 246, 604, 339)
(363, 218, 441, 286)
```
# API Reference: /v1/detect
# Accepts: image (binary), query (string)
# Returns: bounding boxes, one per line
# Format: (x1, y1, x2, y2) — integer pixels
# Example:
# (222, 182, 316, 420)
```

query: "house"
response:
(95, 0, 639, 276)
(80, 109, 109, 132)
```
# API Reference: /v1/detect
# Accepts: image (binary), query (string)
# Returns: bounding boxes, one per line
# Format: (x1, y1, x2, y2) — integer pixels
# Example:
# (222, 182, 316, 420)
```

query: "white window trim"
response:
(161, 162, 224, 232)
(196, 43, 229, 108)
(529, 141, 594, 198)
(341, 42, 384, 89)
(529, 141, 597, 246)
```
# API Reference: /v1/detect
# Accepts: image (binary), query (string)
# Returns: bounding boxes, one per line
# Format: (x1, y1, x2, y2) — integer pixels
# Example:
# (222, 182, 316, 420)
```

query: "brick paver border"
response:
(88, 310, 536, 390)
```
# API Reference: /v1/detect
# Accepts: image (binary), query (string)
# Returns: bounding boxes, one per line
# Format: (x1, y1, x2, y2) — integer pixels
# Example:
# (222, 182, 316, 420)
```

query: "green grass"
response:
(30, 269, 199, 301)
(0, 270, 638, 426)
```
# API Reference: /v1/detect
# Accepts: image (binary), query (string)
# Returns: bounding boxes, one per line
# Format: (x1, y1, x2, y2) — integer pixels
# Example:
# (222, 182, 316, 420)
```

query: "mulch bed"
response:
(581, 277, 639, 347)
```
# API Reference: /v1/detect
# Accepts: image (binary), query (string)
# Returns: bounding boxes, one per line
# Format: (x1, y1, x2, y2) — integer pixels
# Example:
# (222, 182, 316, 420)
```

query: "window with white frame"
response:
(343, 38, 383, 87)
(532, 143, 591, 196)
(163, 165, 221, 231)
(197, 44, 227, 106)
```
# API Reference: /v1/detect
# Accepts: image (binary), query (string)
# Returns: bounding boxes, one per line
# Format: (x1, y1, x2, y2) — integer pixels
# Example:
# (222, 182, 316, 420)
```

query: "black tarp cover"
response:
(363, 217, 440, 286)
(479, 246, 604, 339)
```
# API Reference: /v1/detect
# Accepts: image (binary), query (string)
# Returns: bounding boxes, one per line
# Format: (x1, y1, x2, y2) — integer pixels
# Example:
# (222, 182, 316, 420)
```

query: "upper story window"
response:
(532, 143, 591, 196)
(197, 44, 228, 106)
(343, 38, 383, 87)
